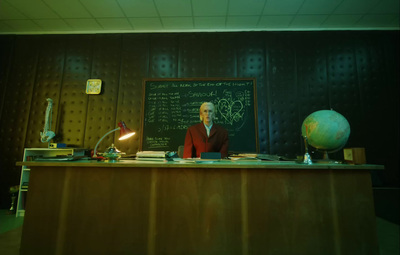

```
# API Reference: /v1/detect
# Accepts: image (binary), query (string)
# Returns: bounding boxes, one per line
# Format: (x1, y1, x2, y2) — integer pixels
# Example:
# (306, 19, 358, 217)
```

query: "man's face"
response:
(200, 104, 214, 125)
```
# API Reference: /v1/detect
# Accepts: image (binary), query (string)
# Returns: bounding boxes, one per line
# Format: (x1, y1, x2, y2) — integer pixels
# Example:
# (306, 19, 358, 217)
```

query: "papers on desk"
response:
(229, 153, 259, 161)
(34, 155, 88, 161)
(134, 152, 286, 163)
(136, 151, 177, 162)
(171, 158, 220, 164)
(172, 158, 196, 163)
(135, 157, 166, 162)
(136, 151, 166, 158)
(229, 154, 282, 161)
(136, 151, 166, 162)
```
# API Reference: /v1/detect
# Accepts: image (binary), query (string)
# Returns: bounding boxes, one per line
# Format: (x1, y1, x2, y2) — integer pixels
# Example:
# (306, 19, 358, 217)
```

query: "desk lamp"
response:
(93, 121, 135, 158)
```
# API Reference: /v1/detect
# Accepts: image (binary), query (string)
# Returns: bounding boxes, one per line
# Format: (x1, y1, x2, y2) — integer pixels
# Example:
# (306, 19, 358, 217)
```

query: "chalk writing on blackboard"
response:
(141, 79, 258, 153)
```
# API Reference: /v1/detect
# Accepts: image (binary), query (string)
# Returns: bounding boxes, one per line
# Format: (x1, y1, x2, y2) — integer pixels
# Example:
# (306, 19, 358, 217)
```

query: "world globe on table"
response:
(301, 110, 351, 157)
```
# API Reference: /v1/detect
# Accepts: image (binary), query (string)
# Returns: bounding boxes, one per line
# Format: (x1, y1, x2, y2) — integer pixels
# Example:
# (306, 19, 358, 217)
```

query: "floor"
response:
(0, 189, 399, 255)
(376, 217, 400, 255)
(0, 211, 23, 255)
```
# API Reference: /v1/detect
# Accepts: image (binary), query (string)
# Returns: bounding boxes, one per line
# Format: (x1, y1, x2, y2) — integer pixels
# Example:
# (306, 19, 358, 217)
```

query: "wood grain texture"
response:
(246, 169, 378, 255)
(19, 163, 379, 255)
(20, 167, 66, 255)
(153, 167, 243, 255)
(21, 167, 152, 255)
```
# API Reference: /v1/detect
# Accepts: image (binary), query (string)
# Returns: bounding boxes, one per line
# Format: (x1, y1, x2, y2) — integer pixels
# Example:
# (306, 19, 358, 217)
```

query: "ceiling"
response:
(0, 0, 399, 34)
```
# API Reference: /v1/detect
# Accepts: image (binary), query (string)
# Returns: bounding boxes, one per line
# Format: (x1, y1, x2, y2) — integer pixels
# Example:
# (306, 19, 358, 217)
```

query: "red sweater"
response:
(183, 123, 229, 158)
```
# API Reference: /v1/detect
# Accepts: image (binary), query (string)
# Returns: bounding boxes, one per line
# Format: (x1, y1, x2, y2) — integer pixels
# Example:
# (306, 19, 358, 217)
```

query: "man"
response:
(183, 102, 229, 158)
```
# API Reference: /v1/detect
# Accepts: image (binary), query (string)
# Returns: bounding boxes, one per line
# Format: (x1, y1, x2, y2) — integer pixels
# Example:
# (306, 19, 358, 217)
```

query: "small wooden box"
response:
(343, 147, 366, 164)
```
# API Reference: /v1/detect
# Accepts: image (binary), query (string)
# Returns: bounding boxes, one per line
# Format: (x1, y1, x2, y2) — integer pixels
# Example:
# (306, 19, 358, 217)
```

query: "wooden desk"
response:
(16, 160, 383, 255)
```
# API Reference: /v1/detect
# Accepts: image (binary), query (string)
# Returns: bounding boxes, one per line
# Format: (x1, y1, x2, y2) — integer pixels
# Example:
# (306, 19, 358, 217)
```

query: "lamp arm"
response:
(93, 127, 120, 156)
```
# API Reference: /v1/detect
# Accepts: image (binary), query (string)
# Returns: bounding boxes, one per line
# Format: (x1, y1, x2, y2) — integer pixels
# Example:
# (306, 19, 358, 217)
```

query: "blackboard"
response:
(140, 78, 259, 153)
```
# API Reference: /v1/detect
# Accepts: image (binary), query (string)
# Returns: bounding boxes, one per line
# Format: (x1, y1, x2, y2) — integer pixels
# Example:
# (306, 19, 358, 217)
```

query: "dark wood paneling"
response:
(154, 167, 243, 255)
(19, 166, 67, 254)
(20, 166, 152, 255)
(247, 169, 335, 254)
(20, 164, 379, 255)
(246, 169, 378, 255)
(331, 170, 379, 254)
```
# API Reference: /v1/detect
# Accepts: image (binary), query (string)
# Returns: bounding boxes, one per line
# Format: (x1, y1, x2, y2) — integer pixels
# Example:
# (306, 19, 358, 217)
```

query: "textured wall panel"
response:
(84, 34, 122, 153)
(354, 33, 398, 176)
(327, 36, 360, 110)
(0, 36, 14, 122)
(0, 37, 39, 162)
(149, 34, 178, 78)
(0, 36, 14, 208)
(379, 33, 400, 183)
(267, 34, 299, 157)
(0, 36, 39, 207)
(58, 35, 94, 147)
(296, 33, 330, 117)
(326, 34, 363, 151)
(178, 33, 208, 77)
(236, 33, 268, 153)
(295, 33, 330, 156)
(24, 36, 66, 148)
(117, 34, 150, 154)
(355, 36, 385, 148)
(206, 33, 236, 77)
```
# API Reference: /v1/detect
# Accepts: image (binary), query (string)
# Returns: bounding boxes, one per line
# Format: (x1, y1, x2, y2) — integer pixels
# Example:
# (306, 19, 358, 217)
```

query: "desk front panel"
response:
(20, 165, 378, 255)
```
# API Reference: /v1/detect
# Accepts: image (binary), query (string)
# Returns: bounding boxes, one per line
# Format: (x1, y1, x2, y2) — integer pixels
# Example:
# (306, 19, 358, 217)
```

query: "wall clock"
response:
(86, 79, 102, 94)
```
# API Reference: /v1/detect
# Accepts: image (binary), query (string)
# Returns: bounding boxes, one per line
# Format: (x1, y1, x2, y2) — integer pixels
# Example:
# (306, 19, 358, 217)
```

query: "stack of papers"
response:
(34, 155, 87, 161)
(229, 154, 282, 161)
(229, 154, 259, 161)
(136, 151, 167, 161)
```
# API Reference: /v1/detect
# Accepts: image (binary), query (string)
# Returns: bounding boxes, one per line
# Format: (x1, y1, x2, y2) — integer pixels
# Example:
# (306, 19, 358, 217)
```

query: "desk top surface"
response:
(16, 159, 384, 170)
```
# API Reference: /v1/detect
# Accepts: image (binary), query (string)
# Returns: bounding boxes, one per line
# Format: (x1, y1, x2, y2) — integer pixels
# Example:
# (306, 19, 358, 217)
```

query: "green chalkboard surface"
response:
(140, 78, 259, 153)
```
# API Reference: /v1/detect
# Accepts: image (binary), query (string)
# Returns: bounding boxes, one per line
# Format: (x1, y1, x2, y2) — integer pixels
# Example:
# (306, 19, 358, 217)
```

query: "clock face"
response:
(86, 79, 102, 94)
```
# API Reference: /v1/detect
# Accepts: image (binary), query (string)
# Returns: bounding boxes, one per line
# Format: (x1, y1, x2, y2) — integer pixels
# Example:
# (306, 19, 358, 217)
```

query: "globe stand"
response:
(313, 150, 340, 164)
(322, 151, 329, 160)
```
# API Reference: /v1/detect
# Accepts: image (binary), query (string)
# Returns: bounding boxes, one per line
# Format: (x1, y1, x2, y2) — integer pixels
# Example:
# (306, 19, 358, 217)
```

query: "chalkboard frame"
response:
(140, 78, 259, 153)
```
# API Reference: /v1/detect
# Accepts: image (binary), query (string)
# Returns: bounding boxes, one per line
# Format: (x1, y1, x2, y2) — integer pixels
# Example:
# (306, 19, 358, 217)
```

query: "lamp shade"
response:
(118, 121, 135, 140)
(93, 121, 135, 158)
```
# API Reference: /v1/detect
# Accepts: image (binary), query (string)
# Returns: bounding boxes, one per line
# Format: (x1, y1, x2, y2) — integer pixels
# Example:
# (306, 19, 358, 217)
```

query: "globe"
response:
(301, 110, 351, 156)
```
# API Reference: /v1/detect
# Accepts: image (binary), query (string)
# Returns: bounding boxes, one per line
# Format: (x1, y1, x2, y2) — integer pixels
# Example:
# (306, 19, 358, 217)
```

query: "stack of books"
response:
(136, 151, 167, 161)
